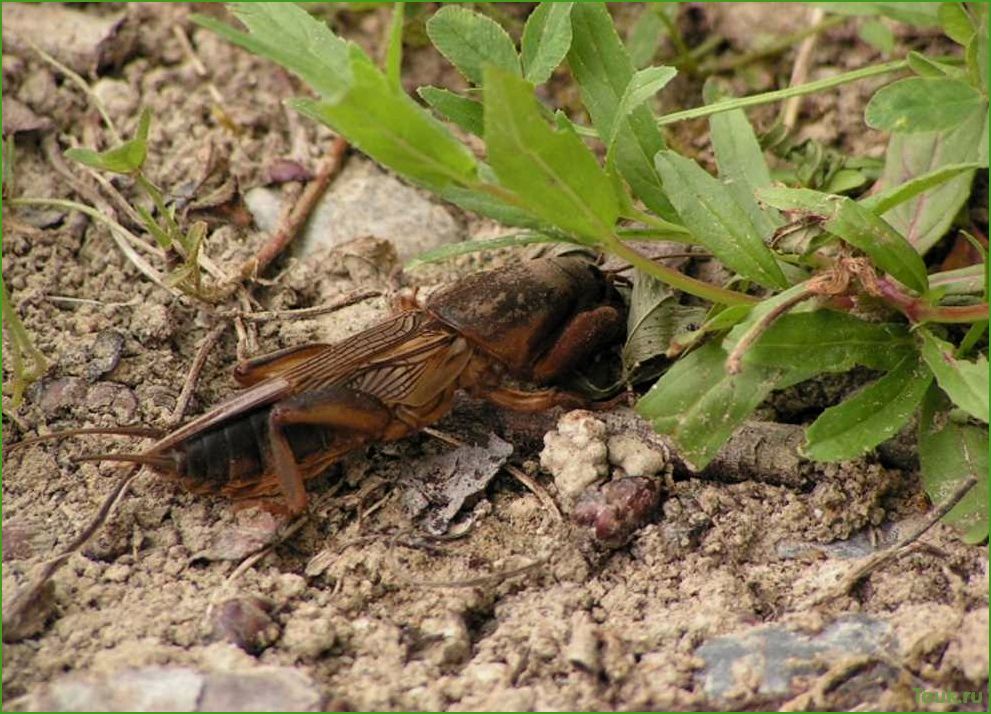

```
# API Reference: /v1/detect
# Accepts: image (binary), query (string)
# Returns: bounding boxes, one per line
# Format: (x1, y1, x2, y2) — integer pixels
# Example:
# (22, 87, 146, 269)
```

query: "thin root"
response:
(234, 136, 350, 285)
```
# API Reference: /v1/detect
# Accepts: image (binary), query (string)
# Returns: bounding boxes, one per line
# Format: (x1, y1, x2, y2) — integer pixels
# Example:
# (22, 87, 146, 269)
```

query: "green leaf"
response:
(293, 47, 477, 193)
(607, 65, 677, 149)
(938, 2, 975, 45)
(858, 19, 895, 54)
(626, 5, 669, 69)
(426, 6, 519, 86)
(966, 14, 988, 92)
(704, 80, 780, 238)
(804, 354, 933, 461)
(385, 2, 405, 91)
(757, 187, 929, 293)
(568, 3, 676, 221)
(907, 50, 967, 79)
(636, 340, 792, 469)
(65, 108, 151, 174)
(640, 310, 913, 469)
(417, 86, 484, 136)
(879, 107, 985, 253)
(929, 264, 986, 295)
(406, 233, 557, 268)
(439, 162, 547, 229)
(865, 77, 985, 133)
(823, 168, 868, 194)
(656, 152, 789, 290)
(919, 329, 989, 423)
(199, 3, 476, 193)
(483, 68, 618, 243)
(860, 162, 983, 214)
(521, 2, 574, 85)
(192, 4, 352, 103)
(728, 310, 913, 375)
(919, 388, 988, 543)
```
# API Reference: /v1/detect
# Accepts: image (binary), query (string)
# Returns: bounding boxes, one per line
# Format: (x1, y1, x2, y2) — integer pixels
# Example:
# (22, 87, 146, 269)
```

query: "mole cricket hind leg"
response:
(266, 386, 393, 514)
(232, 343, 333, 386)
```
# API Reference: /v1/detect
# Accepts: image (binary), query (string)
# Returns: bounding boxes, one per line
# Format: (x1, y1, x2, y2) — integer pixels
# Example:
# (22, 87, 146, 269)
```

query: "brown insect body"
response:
(80, 255, 625, 513)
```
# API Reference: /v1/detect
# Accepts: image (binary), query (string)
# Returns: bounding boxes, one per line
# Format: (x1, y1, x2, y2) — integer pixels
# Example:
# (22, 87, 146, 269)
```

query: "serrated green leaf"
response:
(757, 187, 929, 293)
(938, 2, 975, 45)
(731, 310, 913, 375)
(440, 161, 547, 229)
(293, 47, 477, 193)
(879, 107, 985, 253)
(418, 86, 484, 136)
(426, 6, 519, 86)
(607, 65, 677, 149)
(865, 77, 985, 133)
(704, 80, 780, 238)
(919, 388, 988, 543)
(859, 19, 895, 54)
(192, 4, 352, 103)
(568, 3, 676, 221)
(804, 354, 932, 461)
(521, 2, 573, 85)
(860, 162, 983, 214)
(919, 329, 989, 423)
(656, 152, 789, 289)
(639, 309, 914, 470)
(636, 340, 793, 470)
(483, 67, 617, 243)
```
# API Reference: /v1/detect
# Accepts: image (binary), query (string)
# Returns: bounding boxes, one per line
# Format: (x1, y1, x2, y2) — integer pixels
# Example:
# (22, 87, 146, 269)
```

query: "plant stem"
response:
(605, 237, 757, 306)
(622, 206, 693, 238)
(874, 276, 990, 324)
(657, 8, 697, 74)
(1, 278, 49, 406)
(656, 59, 909, 127)
(134, 172, 181, 243)
(725, 285, 817, 374)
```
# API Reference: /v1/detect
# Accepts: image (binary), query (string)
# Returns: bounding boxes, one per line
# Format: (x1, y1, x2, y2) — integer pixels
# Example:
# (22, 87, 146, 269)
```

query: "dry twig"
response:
(235, 136, 349, 283)
(810, 477, 978, 606)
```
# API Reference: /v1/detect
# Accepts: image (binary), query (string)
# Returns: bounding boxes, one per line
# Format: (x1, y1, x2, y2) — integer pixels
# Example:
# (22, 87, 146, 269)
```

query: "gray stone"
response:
(696, 615, 894, 703)
(245, 158, 461, 261)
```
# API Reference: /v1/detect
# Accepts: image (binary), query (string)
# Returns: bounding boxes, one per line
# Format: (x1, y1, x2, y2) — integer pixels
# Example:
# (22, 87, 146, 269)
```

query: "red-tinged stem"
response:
(875, 276, 989, 324)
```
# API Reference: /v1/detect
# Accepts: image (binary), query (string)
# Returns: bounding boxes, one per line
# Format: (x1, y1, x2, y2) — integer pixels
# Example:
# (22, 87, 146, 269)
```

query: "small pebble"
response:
(210, 595, 281, 655)
(573, 476, 663, 548)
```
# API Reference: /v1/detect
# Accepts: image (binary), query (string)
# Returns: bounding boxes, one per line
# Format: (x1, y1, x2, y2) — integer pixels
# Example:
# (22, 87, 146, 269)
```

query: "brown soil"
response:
(2, 4, 986, 712)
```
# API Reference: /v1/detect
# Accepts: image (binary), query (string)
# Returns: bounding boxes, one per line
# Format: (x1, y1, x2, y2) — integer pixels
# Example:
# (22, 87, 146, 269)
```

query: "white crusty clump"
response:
(607, 434, 669, 478)
(540, 411, 609, 505)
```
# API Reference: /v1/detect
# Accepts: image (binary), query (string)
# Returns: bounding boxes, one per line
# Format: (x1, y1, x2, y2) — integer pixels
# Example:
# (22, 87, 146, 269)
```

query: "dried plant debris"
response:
(401, 432, 513, 535)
